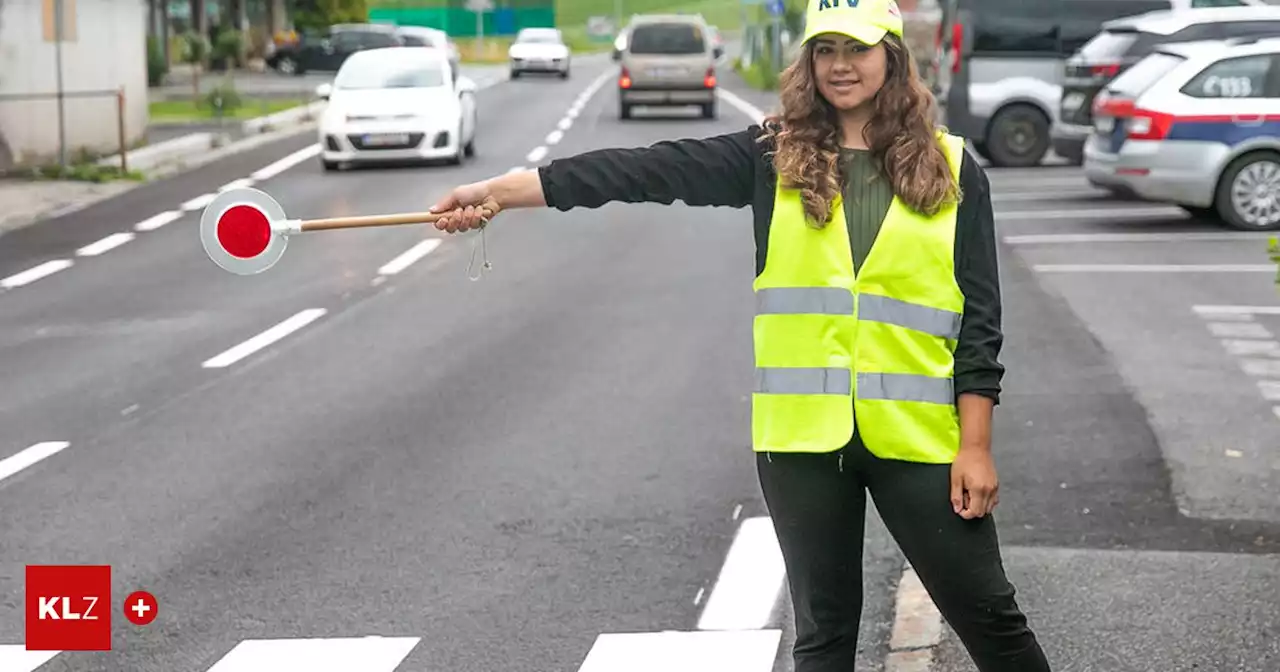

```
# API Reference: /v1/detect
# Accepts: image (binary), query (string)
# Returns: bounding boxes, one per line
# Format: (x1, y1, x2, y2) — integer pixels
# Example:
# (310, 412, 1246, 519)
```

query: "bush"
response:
(204, 79, 243, 116)
(211, 30, 244, 71)
(1269, 237, 1280, 287)
(147, 36, 168, 86)
(292, 0, 369, 32)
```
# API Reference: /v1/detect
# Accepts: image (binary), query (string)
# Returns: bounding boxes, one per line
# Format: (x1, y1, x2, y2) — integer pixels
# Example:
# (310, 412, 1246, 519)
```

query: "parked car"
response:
(1055, 5, 1280, 163)
(315, 47, 478, 170)
(1084, 36, 1280, 230)
(268, 23, 404, 76)
(614, 14, 721, 120)
(396, 25, 462, 76)
(935, 0, 1277, 167)
(508, 27, 572, 78)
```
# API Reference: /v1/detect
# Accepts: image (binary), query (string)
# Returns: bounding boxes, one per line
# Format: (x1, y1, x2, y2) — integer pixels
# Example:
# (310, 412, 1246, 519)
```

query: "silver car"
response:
(614, 14, 722, 120)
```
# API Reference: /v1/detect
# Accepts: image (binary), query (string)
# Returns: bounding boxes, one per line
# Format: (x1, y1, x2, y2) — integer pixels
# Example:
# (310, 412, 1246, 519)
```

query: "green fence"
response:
(368, 1, 555, 37)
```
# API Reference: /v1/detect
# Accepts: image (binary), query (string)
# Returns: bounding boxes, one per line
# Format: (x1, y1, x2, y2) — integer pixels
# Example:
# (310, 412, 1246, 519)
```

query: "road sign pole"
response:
(53, 0, 67, 169)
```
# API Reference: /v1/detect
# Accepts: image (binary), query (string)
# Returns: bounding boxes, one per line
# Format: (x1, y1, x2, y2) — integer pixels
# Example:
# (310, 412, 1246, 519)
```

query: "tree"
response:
(289, 0, 369, 32)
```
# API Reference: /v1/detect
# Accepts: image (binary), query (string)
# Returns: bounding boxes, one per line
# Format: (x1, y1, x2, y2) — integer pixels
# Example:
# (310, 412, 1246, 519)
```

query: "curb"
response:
(884, 561, 944, 671)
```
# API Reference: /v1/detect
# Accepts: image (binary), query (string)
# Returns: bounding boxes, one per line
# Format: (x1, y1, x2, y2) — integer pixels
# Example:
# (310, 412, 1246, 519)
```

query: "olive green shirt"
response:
(839, 147, 894, 274)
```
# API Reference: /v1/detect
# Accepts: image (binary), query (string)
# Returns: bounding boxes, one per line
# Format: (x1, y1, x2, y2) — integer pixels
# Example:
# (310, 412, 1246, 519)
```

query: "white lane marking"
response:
(378, 239, 442, 276)
(1226, 449, 1244, 458)
(717, 88, 766, 123)
(693, 587, 705, 605)
(135, 210, 183, 232)
(206, 636, 420, 672)
(1005, 232, 1274, 245)
(1259, 380, 1280, 401)
(507, 166, 525, 173)
(1, 259, 73, 289)
(696, 516, 785, 631)
(1222, 339, 1280, 356)
(1034, 264, 1276, 273)
(76, 232, 135, 257)
(202, 308, 327, 369)
(990, 189, 1107, 203)
(0, 646, 60, 672)
(546, 129, 564, 145)
(577, 630, 782, 672)
(0, 441, 70, 484)
(219, 178, 255, 192)
(888, 564, 942, 651)
(181, 193, 216, 211)
(1208, 322, 1272, 339)
(567, 107, 580, 119)
(1274, 406, 1280, 421)
(558, 117, 573, 130)
(527, 146, 548, 163)
(251, 144, 322, 181)
(1195, 304, 1280, 316)
(1242, 358, 1280, 377)
(996, 207, 1183, 221)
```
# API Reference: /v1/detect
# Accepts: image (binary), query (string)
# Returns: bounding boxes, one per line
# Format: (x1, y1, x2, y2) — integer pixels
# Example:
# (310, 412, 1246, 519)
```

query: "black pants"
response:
(757, 435, 1050, 672)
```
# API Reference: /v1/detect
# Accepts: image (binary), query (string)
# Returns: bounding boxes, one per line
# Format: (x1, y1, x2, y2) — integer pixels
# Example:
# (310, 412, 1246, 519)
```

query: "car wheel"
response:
(277, 56, 298, 75)
(702, 101, 717, 119)
(985, 104, 1050, 168)
(1215, 151, 1280, 231)
(510, 69, 521, 79)
(620, 99, 632, 120)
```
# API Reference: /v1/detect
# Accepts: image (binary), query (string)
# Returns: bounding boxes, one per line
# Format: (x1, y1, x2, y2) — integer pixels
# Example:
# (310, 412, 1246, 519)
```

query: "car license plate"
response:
(648, 67, 682, 77)
(1062, 91, 1085, 111)
(1095, 116, 1114, 134)
(363, 133, 409, 146)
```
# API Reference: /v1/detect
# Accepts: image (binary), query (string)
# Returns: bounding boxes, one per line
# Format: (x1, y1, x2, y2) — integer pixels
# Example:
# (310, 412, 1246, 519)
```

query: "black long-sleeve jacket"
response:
(535, 123, 1005, 404)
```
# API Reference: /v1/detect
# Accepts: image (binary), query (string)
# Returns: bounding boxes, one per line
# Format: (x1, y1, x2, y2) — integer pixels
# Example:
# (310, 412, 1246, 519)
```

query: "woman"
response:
(429, 0, 1051, 670)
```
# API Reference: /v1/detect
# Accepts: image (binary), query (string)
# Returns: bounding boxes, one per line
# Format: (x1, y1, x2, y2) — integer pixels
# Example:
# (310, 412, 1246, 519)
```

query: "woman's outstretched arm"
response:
(431, 127, 762, 232)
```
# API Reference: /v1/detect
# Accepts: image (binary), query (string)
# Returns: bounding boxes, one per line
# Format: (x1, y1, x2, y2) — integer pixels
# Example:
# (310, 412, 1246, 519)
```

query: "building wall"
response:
(0, 0, 149, 168)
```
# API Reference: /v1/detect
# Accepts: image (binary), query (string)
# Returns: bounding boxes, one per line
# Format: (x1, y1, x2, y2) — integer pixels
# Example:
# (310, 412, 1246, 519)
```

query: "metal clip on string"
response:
(466, 217, 493, 281)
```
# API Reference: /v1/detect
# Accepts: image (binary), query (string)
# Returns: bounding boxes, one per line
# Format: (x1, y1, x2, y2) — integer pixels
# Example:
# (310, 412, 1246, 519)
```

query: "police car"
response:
(1083, 36, 1280, 231)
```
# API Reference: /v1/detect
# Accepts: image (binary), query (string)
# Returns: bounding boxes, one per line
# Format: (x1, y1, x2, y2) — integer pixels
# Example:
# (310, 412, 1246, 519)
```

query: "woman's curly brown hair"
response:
(760, 34, 960, 228)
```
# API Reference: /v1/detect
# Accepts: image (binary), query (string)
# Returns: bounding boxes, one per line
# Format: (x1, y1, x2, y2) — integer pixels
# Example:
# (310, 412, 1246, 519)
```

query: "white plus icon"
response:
(131, 598, 151, 619)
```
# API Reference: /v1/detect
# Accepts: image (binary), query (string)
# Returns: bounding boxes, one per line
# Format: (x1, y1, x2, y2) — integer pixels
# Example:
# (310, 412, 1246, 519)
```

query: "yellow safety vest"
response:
(752, 133, 967, 464)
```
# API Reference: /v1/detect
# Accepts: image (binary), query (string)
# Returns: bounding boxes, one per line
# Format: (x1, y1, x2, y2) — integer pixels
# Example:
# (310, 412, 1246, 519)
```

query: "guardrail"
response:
(0, 88, 129, 172)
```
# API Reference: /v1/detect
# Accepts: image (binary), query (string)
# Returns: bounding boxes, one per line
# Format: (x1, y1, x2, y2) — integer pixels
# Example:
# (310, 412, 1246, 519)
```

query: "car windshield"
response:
(1106, 52, 1185, 97)
(401, 33, 438, 47)
(517, 31, 561, 44)
(336, 58, 446, 89)
(628, 23, 705, 54)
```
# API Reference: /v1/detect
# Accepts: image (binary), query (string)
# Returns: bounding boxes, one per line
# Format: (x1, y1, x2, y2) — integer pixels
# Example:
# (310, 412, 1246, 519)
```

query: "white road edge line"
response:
(1195, 305, 1280, 316)
(884, 561, 943, 671)
(1, 259, 73, 289)
(996, 207, 1182, 220)
(76, 232, 135, 257)
(378, 239, 442, 276)
(696, 516, 785, 631)
(135, 210, 183, 232)
(0, 441, 70, 484)
(1005, 232, 1274, 245)
(1034, 264, 1276, 273)
(251, 144, 322, 181)
(716, 88, 766, 124)
(219, 177, 256, 192)
(202, 308, 327, 369)
(991, 190, 1106, 203)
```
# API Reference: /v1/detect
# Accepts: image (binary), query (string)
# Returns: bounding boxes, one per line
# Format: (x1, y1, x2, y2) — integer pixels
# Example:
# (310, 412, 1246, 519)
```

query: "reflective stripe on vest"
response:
(751, 132, 968, 463)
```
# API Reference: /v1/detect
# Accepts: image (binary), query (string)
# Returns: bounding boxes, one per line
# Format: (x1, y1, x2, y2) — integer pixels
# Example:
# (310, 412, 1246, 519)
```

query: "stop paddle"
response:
(199, 187, 494, 275)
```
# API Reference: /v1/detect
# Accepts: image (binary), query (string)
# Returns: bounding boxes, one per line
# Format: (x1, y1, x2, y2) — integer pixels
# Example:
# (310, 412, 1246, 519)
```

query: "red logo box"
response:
(25, 565, 111, 651)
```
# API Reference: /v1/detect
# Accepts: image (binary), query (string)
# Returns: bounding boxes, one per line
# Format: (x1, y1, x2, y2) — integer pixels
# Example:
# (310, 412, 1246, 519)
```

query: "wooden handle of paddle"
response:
(298, 207, 496, 232)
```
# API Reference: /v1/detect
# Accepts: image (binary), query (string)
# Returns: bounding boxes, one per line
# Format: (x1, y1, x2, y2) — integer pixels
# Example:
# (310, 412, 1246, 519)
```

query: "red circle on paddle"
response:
(216, 204, 272, 259)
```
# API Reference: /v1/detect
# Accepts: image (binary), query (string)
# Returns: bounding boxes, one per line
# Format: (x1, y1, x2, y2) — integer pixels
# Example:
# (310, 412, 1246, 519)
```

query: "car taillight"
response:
(619, 67, 632, 88)
(1126, 109, 1173, 141)
(1093, 96, 1134, 118)
(1091, 62, 1121, 77)
(950, 23, 963, 74)
(704, 67, 716, 88)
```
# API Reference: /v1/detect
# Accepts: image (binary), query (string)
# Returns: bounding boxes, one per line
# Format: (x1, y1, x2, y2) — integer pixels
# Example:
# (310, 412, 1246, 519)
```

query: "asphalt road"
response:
(2, 51, 1279, 672)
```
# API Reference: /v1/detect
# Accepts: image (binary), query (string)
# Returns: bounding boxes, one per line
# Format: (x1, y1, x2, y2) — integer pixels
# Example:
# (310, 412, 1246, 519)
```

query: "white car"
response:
(508, 27, 570, 79)
(316, 47, 478, 170)
(396, 25, 462, 74)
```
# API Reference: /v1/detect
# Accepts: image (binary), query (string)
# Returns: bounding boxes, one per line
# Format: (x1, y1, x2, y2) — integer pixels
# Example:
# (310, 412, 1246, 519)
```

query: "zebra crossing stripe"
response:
(0, 646, 59, 672)
(205, 636, 420, 671)
(577, 630, 782, 672)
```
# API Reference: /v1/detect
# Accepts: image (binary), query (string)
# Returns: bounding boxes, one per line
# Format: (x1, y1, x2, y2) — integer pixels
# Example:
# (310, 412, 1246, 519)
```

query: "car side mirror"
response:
(612, 48, 621, 61)
(315, 83, 332, 100)
(713, 45, 724, 59)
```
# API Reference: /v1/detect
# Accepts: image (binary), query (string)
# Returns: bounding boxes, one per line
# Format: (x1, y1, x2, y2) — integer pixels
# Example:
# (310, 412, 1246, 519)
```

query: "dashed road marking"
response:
(1195, 304, 1280, 316)
(996, 207, 1183, 221)
(0, 441, 70, 484)
(558, 117, 573, 131)
(1005, 232, 1274, 245)
(1259, 380, 1280, 401)
(1208, 322, 1272, 339)
(1222, 339, 1280, 356)
(577, 630, 782, 672)
(135, 210, 183, 232)
(204, 636, 421, 672)
(1, 259, 73, 289)
(1035, 264, 1275, 273)
(202, 308, 327, 369)
(219, 178, 255, 192)
(378, 239, 442, 276)
(181, 193, 217, 211)
(546, 129, 564, 145)
(1242, 359, 1280, 377)
(696, 516, 785, 631)
(527, 146, 548, 163)
(252, 144, 322, 181)
(76, 232, 135, 257)
(0, 646, 60, 672)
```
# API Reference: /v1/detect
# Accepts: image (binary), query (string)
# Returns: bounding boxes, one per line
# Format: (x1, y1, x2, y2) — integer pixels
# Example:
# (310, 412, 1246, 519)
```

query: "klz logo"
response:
(26, 565, 111, 651)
